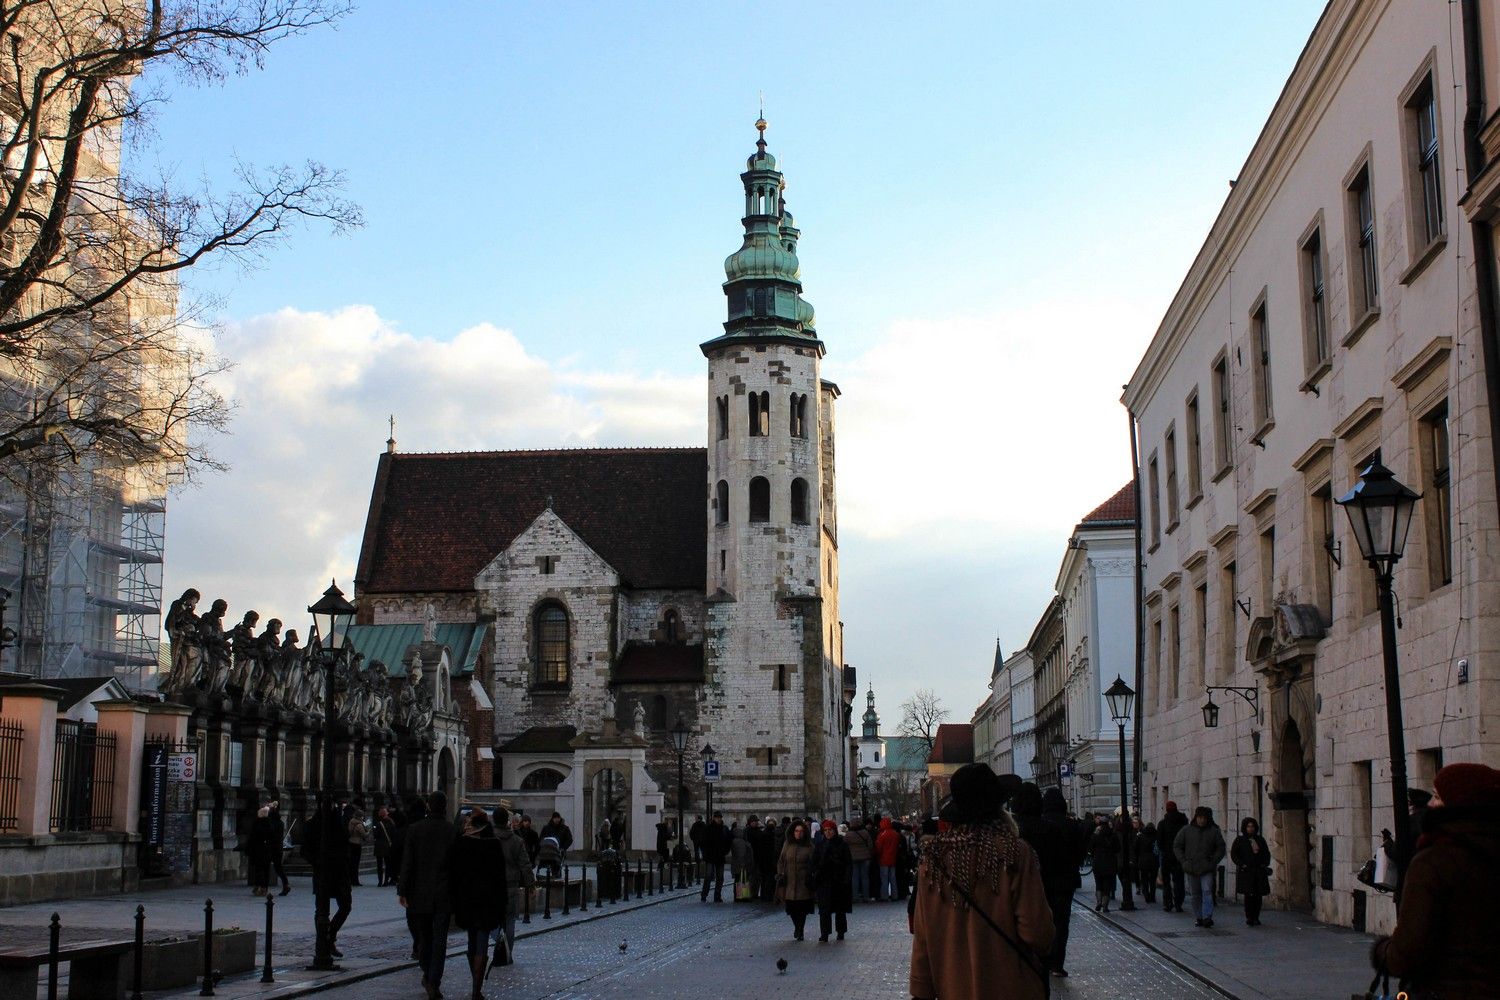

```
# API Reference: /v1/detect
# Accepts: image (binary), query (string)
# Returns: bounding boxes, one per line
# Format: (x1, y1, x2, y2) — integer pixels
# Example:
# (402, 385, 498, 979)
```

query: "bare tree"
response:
(898, 688, 949, 755)
(871, 772, 921, 820)
(0, 0, 359, 487)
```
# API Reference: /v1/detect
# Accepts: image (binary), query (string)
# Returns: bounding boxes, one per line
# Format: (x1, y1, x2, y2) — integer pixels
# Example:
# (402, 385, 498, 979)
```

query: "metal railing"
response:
(50, 720, 116, 832)
(0, 717, 21, 832)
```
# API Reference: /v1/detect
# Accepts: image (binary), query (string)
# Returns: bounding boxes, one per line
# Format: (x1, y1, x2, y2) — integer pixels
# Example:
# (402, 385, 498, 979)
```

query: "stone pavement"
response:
(1083, 888, 1378, 1000)
(0, 869, 698, 1000)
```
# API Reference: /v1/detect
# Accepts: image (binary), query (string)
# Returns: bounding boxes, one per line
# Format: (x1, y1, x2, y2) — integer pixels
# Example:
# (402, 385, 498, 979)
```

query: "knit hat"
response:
(1434, 762, 1500, 808)
(1165, 800, 1178, 812)
(820, 819, 837, 832)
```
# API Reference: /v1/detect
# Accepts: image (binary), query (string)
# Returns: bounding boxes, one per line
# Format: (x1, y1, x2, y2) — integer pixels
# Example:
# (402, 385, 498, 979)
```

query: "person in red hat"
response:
(1372, 762, 1500, 999)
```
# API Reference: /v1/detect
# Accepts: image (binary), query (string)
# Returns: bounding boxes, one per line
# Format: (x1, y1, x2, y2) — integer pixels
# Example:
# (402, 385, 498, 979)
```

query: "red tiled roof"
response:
(1079, 482, 1136, 525)
(615, 642, 705, 683)
(928, 723, 975, 765)
(356, 448, 707, 594)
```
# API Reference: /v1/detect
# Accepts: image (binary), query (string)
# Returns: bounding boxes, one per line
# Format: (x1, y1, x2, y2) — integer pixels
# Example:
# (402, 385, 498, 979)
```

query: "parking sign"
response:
(704, 759, 721, 783)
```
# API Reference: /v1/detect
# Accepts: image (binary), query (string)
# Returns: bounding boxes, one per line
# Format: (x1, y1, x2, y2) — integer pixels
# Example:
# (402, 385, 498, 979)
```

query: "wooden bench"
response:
(0, 939, 134, 1000)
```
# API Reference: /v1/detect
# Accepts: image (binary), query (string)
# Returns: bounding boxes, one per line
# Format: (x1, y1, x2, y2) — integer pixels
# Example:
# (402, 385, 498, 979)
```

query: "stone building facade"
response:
(353, 121, 851, 846)
(1123, 0, 1500, 933)
(971, 642, 1014, 776)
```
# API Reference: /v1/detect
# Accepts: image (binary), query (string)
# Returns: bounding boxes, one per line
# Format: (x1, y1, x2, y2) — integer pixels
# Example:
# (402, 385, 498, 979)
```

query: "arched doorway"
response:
(587, 766, 629, 851)
(437, 747, 455, 800)
(1274, 720, 1314, 909)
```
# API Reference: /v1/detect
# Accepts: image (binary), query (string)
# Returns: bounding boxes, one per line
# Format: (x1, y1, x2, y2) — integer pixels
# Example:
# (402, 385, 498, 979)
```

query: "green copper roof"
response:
(344, 622, 486, 677)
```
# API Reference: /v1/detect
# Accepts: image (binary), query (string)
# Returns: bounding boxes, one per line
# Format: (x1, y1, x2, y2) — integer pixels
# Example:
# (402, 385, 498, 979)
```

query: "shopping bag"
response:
(734, 876, 754, 901)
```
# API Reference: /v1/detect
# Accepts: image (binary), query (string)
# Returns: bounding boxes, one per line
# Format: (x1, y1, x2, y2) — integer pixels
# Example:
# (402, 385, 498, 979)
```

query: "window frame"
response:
(1211, 349, 1233, 479)
(716, 395, 730, 440)
(1163, 423, 1180, 533)
(1298, 215, 1331, 385)
(1399, 54, 1447, 282)
(715, 479, 729, 525)
(748, 475, 771, 523)
(1147, 451, 1162, 552)
(1342, 147, 1380, 343)
(533, 601, 571, 689)
(790, 476, 810, 525)
(1421, 401, 1453, 589)
(1249, 290, 1274, 442)
(1185, 389, 1204, 507)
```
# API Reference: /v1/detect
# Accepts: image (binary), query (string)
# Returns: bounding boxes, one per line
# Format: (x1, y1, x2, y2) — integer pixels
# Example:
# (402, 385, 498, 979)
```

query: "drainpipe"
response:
(1127, 403, 1145, 811)
(1461, 0, 1500, 518)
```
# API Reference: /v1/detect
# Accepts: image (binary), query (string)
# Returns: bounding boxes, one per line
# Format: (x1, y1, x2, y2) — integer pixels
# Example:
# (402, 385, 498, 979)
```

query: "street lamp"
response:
(1049, 738, 1068, 784)
(700, 743, 717, 819)
(857, 767, 870, 818)
(669, 716, 689, 853)
(1202, 695, 1220, 729)
(1105, 674, 1136, 911)
(307, 579, 356, 971)
(1338, 460, 1421, 901)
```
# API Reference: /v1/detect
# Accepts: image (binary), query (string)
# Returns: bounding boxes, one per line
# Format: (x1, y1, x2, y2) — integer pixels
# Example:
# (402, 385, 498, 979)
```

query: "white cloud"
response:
(164, 300, 1147, 718)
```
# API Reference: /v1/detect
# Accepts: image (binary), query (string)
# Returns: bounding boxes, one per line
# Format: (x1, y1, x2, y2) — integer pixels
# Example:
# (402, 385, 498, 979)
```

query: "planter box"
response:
(129, 930, 257, 992)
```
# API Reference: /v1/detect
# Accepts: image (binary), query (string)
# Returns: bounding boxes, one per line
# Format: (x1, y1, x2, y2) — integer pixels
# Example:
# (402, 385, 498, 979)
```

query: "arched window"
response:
(749, 476, 770, 522)
(791, 478, 810, 524)
(652, 695, 668, 730)
(534, 602, 569, 687)
(748, 391, 770, 436)
(521, 767, 565, 791)
(663, 608, 681, 642)
(716, 396, 729, 440)
(790, 393, 808, 438)
(715, 480, 729, 524)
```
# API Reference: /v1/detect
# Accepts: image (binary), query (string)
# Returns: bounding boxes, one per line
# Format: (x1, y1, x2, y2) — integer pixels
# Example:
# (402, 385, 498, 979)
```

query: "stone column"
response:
(94, 699, 149, 835)
(143, 703, 192, 744)
(0, 684, 66, 836)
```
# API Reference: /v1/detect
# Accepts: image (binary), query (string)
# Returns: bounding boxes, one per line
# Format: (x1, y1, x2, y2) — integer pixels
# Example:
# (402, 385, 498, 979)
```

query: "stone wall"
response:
(0, 834, 140, 906)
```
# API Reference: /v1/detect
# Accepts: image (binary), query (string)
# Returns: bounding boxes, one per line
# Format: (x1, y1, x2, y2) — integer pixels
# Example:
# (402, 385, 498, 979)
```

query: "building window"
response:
(1212, 352, 1233, 472)
(716, 396, 729, 440)
(1406, 71, 1445, 249)
(1194, 582, 1208, 689)
(790, 393, 808, 438)
(521, 768, 566, 791)
(1251, 297, 1273, 434)
(791, 477, 810, 524)
(715, 480, 729, 524)
(774, 664, 790, 692)
(534, 602, 570, 688)
(1423, 402, 1453, 588)
(539, 555, 556, 575)
(748, 391, 770, 436)
(1147, 453, 1161, 549)
(1300, 225, 1329, 372)
(1149, 617, 1163, 709)
(663, 608, 681, 642)
(1259, 525, 1276, 608)
(1164, 426, 1180, 531)
(1311, 485, 1335, 622)
(1218, 560, 1237, 684)
(1168, 604, 1181, 702)
(1186, 391, 1203, 501)
(749, 476, 770, 522)
(1346, 162, 1378, 316)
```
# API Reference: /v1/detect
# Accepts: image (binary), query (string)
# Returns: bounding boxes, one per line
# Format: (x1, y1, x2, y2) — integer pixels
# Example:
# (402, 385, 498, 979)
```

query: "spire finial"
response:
(755, 95, 768, 149)
(386, 414, 396, 454)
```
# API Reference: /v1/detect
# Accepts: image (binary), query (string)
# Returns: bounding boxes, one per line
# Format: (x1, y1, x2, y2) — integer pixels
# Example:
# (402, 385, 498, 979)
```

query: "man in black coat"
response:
(698, 812, 733, 902)
(1157, 800, 1189, 912)
(1027, 786, 1087, 976)
(517, 814, 541, 862)
(689, 815, 707, 861)
(400, 791, 456, 999)
(541, 812, 573, 857)
(300, 800, 352, 958)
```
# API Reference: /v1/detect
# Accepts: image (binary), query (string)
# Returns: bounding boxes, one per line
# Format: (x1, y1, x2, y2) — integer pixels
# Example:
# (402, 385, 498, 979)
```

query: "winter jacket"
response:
(1088, 826, 1120, 878)
(300, 807, 351, 891)
(1041, 788, 1087, 890)
(875, 818, 902, 866)
(730, 828, 754, 876)
(495, 827, 536, 890)
(449, 829, 507, 933)
(1173, 820, 1226, 876)
(1230, 832, 1270, 896)
(371, 817, 395, 857)
(701, 821, 733, 863)
(776, 839, 815, 903)
(655, 821, 673, 857)
(1134, 825, 1160, 877)
(540, 819, 572, 854)
(811, 834, 854, 914)
(518, 824, 540, 861)
(845, 823, 874, 862)
(909, 817, 1054, 1000)
(1157, 808, 1188, 867)
(399, 815, 456, 913)
(1372, 804, 1500, 1000)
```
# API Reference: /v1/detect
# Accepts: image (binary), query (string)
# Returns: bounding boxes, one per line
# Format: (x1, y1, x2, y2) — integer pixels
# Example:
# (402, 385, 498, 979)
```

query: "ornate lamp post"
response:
(308, 580, 356, 971)
(1337, 460, 1421, 901)
(700, 743, 717, 819)
(1105, 674, 1136, 912)
(669, 716, 689, 850)
(1049, 738, 1068, 785)
(0, 588, 16, 669)
(857, 767, 870, 818)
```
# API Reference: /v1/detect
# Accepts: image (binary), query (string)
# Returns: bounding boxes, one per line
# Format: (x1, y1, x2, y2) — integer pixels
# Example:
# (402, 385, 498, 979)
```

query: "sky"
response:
(151, 1, 1327, 724)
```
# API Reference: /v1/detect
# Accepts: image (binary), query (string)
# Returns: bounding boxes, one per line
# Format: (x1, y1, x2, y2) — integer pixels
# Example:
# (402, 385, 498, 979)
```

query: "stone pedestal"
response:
(0, 684, 66, 836)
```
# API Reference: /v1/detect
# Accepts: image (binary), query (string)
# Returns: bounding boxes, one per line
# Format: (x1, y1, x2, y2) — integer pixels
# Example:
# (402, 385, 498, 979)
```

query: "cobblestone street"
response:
(326, 897, 1223, 1000)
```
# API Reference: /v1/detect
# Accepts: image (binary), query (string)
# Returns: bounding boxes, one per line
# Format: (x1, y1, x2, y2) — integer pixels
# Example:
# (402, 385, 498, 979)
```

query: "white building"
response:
(1003, 648, 1036, 783)
(1123, 0, 1500, 933)
(972, 641, 1013, 775)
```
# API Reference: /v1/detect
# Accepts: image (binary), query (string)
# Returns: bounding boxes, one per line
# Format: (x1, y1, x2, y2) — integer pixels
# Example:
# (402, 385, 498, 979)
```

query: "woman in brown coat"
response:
(776, 820, 815, 941)
(910, 763, 1055, 1000)
(1372, 762, 1500, 1000)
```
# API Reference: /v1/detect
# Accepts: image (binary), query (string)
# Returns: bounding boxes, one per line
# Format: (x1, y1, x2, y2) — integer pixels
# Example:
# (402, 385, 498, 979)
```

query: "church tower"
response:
(701, 117, 846, 817)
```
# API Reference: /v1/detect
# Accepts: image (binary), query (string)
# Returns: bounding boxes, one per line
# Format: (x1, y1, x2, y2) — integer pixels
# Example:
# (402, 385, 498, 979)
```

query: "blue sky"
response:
(154, 2, 1325, 722)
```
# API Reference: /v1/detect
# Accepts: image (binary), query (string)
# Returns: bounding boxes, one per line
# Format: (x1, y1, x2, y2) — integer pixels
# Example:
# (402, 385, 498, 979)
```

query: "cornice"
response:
(1392, 336, 1453, 391)
(1332, 396, 1385, 439)
(1293, 438, 1336, 473)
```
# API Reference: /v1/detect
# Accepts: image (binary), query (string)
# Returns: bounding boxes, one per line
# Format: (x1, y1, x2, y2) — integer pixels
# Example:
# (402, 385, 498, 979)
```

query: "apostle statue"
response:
(633, 699, 646, 739)
(251, 618, 283, 703)
(161, 588, 202, 695)
(197, 600, 231, 694)
(280, 629, 305, 711)
(226, 610, 260, 695)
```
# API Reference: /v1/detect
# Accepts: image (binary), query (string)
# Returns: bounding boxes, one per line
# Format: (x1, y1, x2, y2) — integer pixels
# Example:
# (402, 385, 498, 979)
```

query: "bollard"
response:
(47, 913, 60, 1000)
(522, 877, 532, 925)
(199, 899, 215, 997)
(562, 865, 571, 916)
(622, 857, 631, 902)
(648, 860, 655, 896)
(131, 905, 145, 1000)
(543, 870, 552, 920)
(260, 894, 275, 984)
(579, 867, 588, 912)
(612, 861, 620, 904)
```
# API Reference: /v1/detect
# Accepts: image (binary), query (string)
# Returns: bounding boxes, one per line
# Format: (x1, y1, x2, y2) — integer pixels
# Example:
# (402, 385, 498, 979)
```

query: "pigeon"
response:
(619, 940, 628, 955)
(776, 957, 788, 974)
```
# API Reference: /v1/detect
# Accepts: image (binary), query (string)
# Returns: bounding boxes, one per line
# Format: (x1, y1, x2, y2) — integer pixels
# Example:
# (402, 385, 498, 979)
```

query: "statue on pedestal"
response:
(226, 610, 260, 695)
(161, 588, 201, 696)
(633, 699, 646, 739)
(279, 629, 304, 711)
(253, 618, 283, 703)
(395, 677, 418, 731)
(197, 599, 231, 694)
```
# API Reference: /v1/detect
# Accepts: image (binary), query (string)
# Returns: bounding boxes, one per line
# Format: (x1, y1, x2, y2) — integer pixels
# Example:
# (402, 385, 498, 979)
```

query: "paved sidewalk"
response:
(1081, 889, 1377, 1000)
(1, 869, 697, 1000)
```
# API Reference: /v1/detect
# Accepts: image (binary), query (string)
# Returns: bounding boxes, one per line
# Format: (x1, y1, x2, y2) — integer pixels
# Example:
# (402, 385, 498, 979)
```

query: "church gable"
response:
(477, 508, 621, 592)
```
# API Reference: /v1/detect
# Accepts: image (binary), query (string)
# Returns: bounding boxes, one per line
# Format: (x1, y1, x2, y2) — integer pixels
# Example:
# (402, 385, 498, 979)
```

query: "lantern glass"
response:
(1104, 675, 1135, 724)
(700, 743, 716, 761)
(308, 579, 357, 647)
(1336, 461, 1422, 567)
(670, 715, 689, 753)
(1202, 697, 1220, 729)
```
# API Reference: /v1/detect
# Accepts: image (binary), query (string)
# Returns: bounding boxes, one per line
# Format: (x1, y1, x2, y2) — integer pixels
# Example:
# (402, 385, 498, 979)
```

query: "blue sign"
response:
(704, 759, 721, 783)
(1058, 761, 1073, 779)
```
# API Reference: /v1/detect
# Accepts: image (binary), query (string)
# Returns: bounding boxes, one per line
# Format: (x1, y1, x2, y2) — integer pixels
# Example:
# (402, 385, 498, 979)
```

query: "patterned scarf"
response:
(920, 816, 1022, 909)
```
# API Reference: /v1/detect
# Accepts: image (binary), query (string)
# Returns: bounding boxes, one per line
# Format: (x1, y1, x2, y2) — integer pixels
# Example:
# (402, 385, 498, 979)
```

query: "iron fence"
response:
(0, 717, 21, 832)
(50, 720, 116, 832)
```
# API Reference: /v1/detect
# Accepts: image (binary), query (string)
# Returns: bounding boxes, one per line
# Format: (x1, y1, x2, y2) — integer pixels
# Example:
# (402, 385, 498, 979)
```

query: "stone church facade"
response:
(352, 120, 852, 847)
